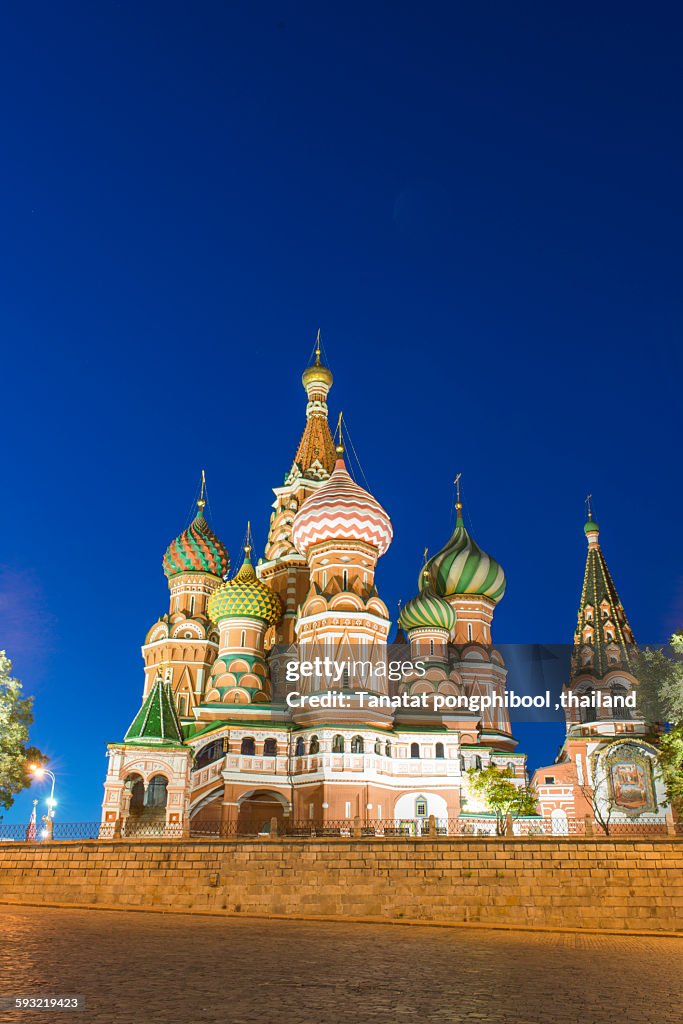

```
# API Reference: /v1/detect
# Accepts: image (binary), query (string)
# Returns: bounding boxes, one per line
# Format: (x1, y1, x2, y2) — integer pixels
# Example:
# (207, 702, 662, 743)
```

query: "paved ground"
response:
(0, 905, 681, 1024)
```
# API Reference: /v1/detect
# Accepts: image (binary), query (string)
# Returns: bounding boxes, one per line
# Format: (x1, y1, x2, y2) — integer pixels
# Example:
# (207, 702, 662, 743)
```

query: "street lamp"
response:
(30, 765, 57, 819)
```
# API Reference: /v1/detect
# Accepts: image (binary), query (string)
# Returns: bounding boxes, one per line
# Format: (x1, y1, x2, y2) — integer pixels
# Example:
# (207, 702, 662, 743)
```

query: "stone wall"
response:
(1, 837, 681, 933)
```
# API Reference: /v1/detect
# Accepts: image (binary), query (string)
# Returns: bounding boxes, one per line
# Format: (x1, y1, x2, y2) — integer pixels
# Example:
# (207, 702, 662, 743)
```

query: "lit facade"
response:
(531, 513, 667, 829)
(101, 341, 524, 834)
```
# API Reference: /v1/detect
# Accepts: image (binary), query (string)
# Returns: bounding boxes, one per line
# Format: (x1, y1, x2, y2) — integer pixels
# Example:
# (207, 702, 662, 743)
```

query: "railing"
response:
(0, 815, 680, 842)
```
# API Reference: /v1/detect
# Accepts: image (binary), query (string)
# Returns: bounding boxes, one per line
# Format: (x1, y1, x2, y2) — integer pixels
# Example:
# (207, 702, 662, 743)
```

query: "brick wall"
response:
(1, 837, 681, 932)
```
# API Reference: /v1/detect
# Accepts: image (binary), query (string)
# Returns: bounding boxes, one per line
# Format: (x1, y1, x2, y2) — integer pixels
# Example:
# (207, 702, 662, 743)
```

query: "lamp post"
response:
(30, 765, 57, 836)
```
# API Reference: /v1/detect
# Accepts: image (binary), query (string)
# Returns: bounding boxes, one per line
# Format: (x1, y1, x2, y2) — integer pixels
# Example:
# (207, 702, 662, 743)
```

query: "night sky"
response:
(2, 3, 682, 822)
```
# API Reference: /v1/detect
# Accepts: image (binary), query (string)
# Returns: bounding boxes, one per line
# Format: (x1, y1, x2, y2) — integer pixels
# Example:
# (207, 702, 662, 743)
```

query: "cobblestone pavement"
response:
(0, 905, 681, 1024)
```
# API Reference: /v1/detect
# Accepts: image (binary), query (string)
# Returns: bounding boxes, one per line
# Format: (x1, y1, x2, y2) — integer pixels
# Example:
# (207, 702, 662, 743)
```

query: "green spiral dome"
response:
(423, 508, 506, 604)
(399, 589, 456, 633)
(207, 553, 282, 625)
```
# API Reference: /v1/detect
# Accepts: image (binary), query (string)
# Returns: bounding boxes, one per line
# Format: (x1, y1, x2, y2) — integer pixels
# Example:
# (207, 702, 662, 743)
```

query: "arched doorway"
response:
(237, 790, 290, 835)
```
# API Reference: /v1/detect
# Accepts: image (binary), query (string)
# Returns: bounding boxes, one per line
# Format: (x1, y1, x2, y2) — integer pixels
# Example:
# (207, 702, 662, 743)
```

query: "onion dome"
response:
(584, 514, 600, 536)
(208, 548, 282, 625)
(302, 331, 333, 391)
(424, 502, 505, 604)
(163, 494, 229, 579)
(291, 452, 393, 557)
(399, 589, 456, 633)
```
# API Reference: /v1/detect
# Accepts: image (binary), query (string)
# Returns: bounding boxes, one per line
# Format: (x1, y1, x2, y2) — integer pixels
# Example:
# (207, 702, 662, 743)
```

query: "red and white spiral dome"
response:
(291, 456, 393, 557)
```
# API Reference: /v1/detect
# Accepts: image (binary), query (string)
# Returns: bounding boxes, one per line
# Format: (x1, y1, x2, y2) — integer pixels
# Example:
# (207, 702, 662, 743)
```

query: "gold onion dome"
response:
(423, 502, 506, 604)
(208, 549, 282, 625)
(163, 498, 229, 580)
(301, 334, 333, 390)
(399, 588, 456, 633)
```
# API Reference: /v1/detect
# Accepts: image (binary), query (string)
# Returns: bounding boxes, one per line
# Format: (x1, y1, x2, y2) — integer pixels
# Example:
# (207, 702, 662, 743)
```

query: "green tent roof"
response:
(124, 679, 184, 745)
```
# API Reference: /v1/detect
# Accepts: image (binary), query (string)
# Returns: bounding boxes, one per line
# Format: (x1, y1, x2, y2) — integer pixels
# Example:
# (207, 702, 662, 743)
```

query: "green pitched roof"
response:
(124, 680, 184, 745)
(572, 521, 636, 679)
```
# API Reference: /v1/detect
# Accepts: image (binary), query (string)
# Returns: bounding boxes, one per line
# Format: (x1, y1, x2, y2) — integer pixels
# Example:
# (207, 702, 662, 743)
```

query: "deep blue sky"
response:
(2, 3, 682, 822)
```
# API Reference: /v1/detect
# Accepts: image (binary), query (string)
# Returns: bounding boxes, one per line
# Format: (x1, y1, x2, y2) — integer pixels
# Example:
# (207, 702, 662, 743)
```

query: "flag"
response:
(25, 802, 37, 842)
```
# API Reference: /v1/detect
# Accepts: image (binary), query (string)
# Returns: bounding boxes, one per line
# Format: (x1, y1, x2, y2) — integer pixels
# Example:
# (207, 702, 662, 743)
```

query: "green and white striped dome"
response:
(424, 507, 506, 604)
(399, 589, 456, 634)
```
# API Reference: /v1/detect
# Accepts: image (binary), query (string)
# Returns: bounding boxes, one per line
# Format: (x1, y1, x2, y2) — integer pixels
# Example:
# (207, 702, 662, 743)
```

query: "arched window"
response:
(435, 742, 445, 759)
(241, 737, 255, 756)
(263, 738, 277, 756)
(309, 735, 320, 755)
(459, 754, 466, 772)
(507, 761, 515, 774)
(145, 775, 168, 809)
(610, 684, 631, 720)
(385, 741, 392, 758)
(240, 630, 246, 647)
(351, 735, 364, 754)
(195, 739, 224, 770)
(295, 737, 305, 756)
(474, 755, 482, 770)
(332, 734, 345, 753)
(582, 688, 596, 722)
(177, 693, 189, 716)
(467, 623, 473, 641)
(125, 773, 145, 811)
(410, 742, 420, 759)
(374, 739, 381, 755)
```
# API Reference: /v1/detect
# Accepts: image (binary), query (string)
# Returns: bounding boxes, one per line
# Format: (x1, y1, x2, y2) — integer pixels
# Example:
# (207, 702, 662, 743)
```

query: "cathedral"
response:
(100, 340, 665, 836)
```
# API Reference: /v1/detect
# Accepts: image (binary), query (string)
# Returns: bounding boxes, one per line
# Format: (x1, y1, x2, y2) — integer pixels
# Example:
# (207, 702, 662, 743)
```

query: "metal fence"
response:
(0, 814, 680, 842)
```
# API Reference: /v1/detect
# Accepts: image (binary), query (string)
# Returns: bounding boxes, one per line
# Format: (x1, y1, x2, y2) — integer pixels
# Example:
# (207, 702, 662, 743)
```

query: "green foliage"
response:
(658, 724, 683, 816)
(636, 631, 683, 815)
(467, 766, 538, 833)
(635, 634, 683, 724)
(0, 652, 45, 813)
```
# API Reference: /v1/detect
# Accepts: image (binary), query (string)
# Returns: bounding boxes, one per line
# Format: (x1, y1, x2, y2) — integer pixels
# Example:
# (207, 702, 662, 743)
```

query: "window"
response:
(342, 667, 350, 689)
(240, 630, 246, 647)
(475, 755, 482, 770)
(125, 774, 145, 811)
(544, 776, 556, 785)
(507, 762, 515, 773)
(435, 742, 444, 759)
(342, 569, 348, 589)
(178, 694, 189, 717)
(195, 739, 224, 769)
(351, 735, 364, 754)
(385, 741, 392, 758)
(459, 754, 466, 772)
(263, 738, 277, 757)
(415, 797, 428, 818)
(467, 623, 473, 641)
(241, 737, 255, 756)
(374, 739, 381, 755)
(332, 734, 345, 753)
(345, 801, 351, 818)
(145, 775, 168, 809)
(309, 735, 320, 755)
(322, 570, 327, 588)
(410, 742, 420, 759)
(295, 737, 305, 756)
(189, 595, 195, 616)
(429, 640, 434, 655)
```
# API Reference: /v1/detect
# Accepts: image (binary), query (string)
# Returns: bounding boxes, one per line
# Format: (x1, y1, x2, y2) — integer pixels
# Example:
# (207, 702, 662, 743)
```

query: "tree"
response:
(467, 766, 538, 835)
(636, 631, 683, 816)
(577, 757, 615, 835)
(0, 652, 45, 814)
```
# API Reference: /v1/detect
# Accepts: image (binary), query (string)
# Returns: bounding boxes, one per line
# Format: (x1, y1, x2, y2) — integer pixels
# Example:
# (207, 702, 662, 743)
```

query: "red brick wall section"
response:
(0, 838, 681, 933)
